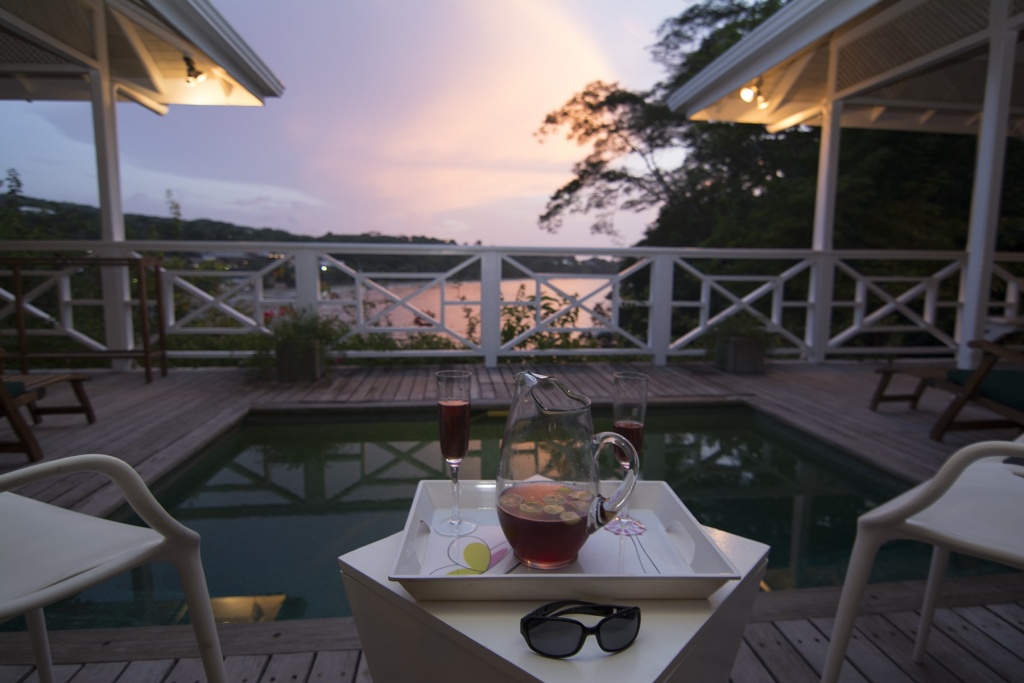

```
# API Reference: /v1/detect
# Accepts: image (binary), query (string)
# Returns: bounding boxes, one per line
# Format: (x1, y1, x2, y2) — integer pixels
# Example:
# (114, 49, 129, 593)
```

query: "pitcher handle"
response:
(588, 431, 639, 532)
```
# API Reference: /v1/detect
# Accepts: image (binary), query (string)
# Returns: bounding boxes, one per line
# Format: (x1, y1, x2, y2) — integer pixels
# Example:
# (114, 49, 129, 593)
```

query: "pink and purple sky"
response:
(3, 1, 689, 248)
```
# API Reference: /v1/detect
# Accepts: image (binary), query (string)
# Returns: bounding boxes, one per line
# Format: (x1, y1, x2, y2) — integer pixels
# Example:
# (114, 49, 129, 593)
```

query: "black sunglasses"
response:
(520, 600, 641, 658)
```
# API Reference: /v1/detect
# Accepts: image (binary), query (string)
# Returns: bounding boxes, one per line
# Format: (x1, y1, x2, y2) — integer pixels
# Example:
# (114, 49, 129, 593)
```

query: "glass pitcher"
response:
(496, 371, 639, 569)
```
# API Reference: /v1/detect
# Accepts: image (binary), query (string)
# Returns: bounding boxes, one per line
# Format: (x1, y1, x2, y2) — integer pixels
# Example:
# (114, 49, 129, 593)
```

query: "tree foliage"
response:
(537, 0, 787, 244)
(536, 81, 684, 235)
(538, 0, 1024, 252)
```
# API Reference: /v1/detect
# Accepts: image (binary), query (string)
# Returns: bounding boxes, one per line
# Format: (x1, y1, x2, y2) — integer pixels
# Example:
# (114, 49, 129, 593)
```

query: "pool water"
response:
(14, 405, 1006, 630)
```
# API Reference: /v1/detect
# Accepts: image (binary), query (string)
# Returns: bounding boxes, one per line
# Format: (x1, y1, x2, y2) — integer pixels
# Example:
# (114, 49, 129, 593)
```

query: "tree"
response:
(536, 81, 684, 236)
(538, 0, 1024, 252)
(166, 189, 184, 240)
(537, 0, 788, 245)
(0, 167, 25, 239)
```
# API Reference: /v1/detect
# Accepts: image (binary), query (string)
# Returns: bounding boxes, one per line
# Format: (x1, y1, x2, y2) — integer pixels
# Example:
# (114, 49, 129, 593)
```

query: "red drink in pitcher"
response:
(497, 481, 595, 569)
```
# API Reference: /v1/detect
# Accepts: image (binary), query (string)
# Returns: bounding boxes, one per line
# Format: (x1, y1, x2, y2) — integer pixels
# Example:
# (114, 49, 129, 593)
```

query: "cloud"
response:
(287, 0, 622, 232)
(2, 0, 683, 248)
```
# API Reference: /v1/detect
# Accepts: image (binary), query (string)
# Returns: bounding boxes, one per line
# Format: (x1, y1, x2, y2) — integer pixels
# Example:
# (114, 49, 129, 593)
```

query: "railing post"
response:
(99, 248, 135, 372)
(648, 254, 673, 366)
(807, 253, 835, 363)
(162, 268, 175, 331)
(294, 249, 321, 312)
(957, 24, 1015, 368)
(480, 251, 501, 367)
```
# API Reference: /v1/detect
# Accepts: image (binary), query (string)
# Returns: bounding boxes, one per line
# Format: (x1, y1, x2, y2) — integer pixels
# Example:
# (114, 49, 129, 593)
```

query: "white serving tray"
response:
(389, 480, 739, 601)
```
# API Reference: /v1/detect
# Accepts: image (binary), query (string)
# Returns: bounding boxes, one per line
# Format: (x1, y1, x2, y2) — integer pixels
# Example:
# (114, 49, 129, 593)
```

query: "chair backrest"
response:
(0, 454, 197, 543)
(860, 440, 1024, 532)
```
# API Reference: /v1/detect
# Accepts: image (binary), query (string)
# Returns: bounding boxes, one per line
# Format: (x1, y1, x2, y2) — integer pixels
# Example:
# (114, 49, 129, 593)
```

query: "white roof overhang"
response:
(667, 0, 1024, 136)
(0, 0, 283, 113)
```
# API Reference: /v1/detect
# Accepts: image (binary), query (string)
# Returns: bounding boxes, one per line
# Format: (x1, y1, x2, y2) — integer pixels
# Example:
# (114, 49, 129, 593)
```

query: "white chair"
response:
(0, 454, 226, 683)
(821, 440, 1024, 683)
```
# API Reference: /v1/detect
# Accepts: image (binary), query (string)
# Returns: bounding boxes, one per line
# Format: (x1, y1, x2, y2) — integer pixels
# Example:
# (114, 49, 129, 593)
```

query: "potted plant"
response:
(251, 306, 348, 382)
(704, 315, 774, 375)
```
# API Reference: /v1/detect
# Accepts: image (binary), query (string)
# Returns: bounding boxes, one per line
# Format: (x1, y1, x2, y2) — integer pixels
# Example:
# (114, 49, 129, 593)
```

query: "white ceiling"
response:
(0, 0, 283, 112)
(669, 0, 1024, 136)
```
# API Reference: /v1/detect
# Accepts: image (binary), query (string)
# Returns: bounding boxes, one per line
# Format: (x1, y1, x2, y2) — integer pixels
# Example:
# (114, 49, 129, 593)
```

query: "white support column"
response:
(648, 254, 674, 366)
(90, 0, 133, 368)
(293, 250, 321, 312)
(957, 24, 1017, 368)
(806, 98, 842, 363)
(480, 251, 501, 367)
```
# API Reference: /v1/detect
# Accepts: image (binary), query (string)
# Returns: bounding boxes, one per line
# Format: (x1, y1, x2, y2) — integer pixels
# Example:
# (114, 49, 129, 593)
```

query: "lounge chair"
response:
(0, 380, 44, 462)
(0, 454, 227, 683)
(0, 349, 96, 427)
(1, 372, 96, 425)
(870, 339, 1024, 441)
(821, 440, 1024, 682)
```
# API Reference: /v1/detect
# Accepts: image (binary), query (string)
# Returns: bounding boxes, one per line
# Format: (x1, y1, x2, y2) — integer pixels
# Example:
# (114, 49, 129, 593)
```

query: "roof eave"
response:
(667, 0, 882, 117)
(143, 0, 284, 102)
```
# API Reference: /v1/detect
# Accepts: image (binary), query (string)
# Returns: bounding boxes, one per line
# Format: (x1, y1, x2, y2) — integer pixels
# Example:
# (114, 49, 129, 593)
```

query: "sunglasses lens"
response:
(526, 619, 584, 657)
(598, 610, 640, 651)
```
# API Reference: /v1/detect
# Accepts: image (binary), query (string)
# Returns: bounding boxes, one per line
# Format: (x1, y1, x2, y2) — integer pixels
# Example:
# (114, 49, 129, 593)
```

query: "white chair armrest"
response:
(0, 454, 195, 543)
(862, 440, 1024, 527)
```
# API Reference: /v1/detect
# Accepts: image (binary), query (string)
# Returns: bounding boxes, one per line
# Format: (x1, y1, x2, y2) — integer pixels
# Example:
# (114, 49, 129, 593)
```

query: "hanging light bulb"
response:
(740, 78, 766, 106)
(756, 94, 769, 110)
(184, 56, 206, 87)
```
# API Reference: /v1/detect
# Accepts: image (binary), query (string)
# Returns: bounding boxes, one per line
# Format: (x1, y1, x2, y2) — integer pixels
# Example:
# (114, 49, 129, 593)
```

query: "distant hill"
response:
(3, 195, 455, 245)
(0, 195, 618, 275)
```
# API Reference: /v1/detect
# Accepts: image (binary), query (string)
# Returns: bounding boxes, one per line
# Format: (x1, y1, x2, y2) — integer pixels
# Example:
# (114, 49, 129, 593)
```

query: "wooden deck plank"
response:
(984, 601, 1024, 631)
(223, 655, 268, 683)
(66, 661, 127, 683)
(3, 361, 1024, 683)
(475, 366, 498, 401)
(900, 606, 1023, 681)
(118, 659, 175, 681)
(741, 621, 820, 682)
(307, 651, 360, 682)
(261, 652, 315, 683)
(728, 639, 776, 683)
(809, 616, 916, 683)
(353, 655, 372, 683)
(861, 611, 984, 683)
(163, 658, 206, 683)
(932, 607, 1024, 681)
(393, 365, 424, 402)
(773, 618, 871, 683)
(0, 666, 32, 683)
(954, 602, 1024, 651)
(27, 663, 81, 683)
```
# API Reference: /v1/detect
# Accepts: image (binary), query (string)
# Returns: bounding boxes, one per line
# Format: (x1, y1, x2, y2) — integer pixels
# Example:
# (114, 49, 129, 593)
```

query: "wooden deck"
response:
(2, 360, 1023, 682)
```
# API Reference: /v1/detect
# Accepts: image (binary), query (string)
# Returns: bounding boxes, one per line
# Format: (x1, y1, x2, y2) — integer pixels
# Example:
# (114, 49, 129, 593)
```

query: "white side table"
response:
(339, 529, 768, 683)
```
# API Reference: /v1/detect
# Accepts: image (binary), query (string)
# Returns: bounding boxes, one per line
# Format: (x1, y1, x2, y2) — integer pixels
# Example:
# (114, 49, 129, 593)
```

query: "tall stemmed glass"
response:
(435, 370, 477, 536)
(606, 371, 648, 536)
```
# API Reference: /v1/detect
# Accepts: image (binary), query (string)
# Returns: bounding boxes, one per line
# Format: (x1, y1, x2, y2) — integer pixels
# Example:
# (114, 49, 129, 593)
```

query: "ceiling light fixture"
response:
(184, 56, 206, 87)
(739, 79, 759, 103)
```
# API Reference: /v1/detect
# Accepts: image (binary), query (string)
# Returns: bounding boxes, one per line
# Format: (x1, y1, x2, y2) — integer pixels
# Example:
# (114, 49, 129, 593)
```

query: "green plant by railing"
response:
(246, 306, 350, 378)
(497, 283, 601, 350)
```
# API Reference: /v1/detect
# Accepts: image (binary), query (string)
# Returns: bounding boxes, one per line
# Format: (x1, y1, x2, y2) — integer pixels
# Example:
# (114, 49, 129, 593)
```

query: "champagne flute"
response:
(606, 371, 648, 536)
(435, 370, 477, 536)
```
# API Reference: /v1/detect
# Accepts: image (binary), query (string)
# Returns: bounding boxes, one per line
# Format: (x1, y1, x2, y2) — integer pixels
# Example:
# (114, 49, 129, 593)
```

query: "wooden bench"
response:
(870, 340, 1024, 441)
(2, 373, 96, 425)
(869, 364, 952, 411)
(0, 380, 44, 461)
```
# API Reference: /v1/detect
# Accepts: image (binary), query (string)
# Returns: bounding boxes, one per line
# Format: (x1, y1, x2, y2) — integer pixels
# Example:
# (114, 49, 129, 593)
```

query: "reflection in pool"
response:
(19, 405, 1001, 630)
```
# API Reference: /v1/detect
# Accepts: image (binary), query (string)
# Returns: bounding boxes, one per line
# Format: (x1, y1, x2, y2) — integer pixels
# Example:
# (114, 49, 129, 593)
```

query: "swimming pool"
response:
(14, 405, 1004, 630)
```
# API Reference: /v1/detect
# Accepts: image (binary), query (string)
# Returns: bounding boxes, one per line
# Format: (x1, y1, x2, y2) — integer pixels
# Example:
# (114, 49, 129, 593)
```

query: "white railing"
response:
(0, 240, 1021, 367)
